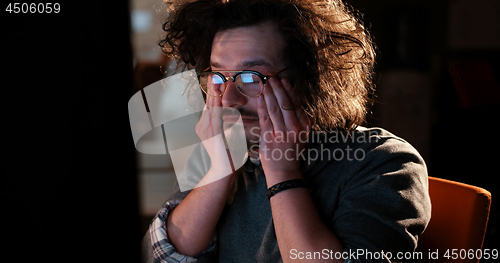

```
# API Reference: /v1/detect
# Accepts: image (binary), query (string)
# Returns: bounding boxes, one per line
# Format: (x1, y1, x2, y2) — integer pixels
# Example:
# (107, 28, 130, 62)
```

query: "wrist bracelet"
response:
(266, 179, 306, 200)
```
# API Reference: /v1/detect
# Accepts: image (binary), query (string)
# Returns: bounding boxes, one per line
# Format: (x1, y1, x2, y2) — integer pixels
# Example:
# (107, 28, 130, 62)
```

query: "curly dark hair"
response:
(159, 0, 376, 131)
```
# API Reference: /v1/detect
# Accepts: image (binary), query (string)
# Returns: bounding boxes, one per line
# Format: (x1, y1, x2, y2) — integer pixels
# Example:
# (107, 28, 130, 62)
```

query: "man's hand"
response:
(195, 90, 234, 177)
(256, 77, 343, 262)
(167, 91, 241, 257)
(257, 77, 310, 186)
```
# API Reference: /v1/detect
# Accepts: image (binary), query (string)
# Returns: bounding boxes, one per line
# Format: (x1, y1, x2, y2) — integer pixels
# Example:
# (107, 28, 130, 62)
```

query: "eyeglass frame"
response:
(197, 67, 288, 98)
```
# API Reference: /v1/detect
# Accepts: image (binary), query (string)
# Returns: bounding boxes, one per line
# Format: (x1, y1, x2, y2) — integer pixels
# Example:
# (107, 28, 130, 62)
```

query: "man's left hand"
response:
(257, 77, 310, 186)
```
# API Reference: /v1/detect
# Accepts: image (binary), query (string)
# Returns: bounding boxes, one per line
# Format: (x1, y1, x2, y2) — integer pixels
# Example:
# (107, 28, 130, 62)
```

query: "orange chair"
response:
(416, 176, 492, 262)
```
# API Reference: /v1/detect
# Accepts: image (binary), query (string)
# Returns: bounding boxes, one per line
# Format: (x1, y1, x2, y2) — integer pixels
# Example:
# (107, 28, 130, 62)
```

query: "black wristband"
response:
(266, 179, 306, 200)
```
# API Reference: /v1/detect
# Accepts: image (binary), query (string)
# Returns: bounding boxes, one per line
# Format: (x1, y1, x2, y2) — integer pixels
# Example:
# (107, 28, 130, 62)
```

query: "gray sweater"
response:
(142, 127, 431, 263)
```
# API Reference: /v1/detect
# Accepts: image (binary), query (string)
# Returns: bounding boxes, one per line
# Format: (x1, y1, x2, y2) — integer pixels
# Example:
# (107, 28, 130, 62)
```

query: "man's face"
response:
(210, 21, 287, 147)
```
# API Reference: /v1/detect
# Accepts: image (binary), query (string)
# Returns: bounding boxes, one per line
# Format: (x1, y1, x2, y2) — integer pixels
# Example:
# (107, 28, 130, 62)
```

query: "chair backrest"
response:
(416, 176, 492, 263)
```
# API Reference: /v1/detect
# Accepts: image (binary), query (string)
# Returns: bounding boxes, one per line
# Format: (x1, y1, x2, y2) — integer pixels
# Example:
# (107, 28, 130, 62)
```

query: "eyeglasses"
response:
(197, 67, 287, 98)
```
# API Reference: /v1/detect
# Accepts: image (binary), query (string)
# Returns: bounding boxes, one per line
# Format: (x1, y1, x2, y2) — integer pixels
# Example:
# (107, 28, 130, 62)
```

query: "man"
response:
(142, 0, 431, 262)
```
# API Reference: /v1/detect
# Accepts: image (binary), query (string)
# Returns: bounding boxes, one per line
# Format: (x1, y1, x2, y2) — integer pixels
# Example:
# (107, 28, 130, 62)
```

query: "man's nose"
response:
(221, 81, 247, 108)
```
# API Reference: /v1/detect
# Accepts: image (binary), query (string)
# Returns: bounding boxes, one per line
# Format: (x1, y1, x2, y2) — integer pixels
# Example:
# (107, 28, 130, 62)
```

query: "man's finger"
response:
(257, 88, 274, 134)
(262, 79, 286, 132)
(274, 78, 302, 128)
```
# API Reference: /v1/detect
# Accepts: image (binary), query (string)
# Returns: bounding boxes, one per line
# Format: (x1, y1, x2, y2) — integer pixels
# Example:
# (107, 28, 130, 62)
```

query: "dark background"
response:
(2, 1, 140, 262)
(2, 0, 499, 262)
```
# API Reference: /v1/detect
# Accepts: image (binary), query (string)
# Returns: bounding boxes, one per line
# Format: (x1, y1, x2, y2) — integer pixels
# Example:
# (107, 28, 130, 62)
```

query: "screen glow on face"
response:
(200, 71, 264, 97)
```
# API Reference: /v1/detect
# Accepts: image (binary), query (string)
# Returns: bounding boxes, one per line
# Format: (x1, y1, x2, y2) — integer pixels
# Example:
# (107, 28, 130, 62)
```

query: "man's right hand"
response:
(195, 90, 236, 185)
(166, 91, 242, 256)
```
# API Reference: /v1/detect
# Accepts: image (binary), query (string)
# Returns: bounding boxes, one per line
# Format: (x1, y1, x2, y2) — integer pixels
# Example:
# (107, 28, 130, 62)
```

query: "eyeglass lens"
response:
(199, 72, 263, 97)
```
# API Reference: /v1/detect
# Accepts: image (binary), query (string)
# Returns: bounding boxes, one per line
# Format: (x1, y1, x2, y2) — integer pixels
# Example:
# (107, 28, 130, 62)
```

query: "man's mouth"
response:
(222, 107, 259, 124)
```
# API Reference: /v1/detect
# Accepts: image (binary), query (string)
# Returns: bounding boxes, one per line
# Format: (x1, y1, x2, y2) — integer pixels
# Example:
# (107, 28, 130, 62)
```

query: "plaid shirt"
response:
(150, 200, 216, 263)
(149, 156, 259, 263)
